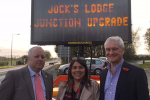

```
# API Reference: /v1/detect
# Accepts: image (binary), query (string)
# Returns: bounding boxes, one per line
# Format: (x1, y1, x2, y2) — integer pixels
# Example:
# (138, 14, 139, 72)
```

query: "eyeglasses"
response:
(72, 57, 85, 61)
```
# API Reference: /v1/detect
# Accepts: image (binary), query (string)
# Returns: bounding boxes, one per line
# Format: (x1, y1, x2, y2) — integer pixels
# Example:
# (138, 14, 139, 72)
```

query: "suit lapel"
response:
(100, 69, 108, 100)
(42, 71, 50, 100)
(115, 62, 129, 100)
(22, 66, 35, 100)
(60, 86, 66, 100)
(80, 86, 92, 100)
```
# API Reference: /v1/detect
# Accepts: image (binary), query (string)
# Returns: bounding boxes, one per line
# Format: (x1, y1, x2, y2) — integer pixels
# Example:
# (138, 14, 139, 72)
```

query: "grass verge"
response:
(139, 62, 150, 68)
(0, 66, 14, 69)
(55, 65, 60, 70)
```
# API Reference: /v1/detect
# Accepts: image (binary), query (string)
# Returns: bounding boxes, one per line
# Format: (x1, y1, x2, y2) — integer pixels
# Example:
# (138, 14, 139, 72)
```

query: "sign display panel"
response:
(31, 0, 131, 45)
(58, 45, 71, 57)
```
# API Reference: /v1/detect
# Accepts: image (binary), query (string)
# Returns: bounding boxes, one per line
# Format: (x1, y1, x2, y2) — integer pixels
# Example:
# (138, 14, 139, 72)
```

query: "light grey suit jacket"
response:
(56, 79, 100, 100)
(0, 66, 53, 100)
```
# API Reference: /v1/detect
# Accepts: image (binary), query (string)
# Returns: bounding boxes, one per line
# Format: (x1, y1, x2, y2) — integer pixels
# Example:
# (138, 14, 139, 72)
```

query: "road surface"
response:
(0, 62, 53, 83)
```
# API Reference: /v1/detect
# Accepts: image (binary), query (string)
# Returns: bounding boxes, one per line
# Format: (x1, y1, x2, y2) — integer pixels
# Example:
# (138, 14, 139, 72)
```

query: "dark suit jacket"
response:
(100, 61, 149, 100)
(0, 66, 53, 100)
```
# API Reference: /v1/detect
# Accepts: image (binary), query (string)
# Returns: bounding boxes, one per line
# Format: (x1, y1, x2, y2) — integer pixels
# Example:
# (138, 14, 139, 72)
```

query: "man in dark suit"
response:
(100, 36, 149, 100)
(0, 46, 53, 100)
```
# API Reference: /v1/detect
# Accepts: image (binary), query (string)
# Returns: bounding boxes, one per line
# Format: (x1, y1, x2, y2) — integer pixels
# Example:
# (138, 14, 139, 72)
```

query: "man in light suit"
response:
(0, 46, 53, 100)
(99, 36, 149, 100)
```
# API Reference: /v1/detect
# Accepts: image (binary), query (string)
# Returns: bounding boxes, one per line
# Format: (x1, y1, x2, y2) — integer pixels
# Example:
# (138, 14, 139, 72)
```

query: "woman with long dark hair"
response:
(56, 58, 100, 100)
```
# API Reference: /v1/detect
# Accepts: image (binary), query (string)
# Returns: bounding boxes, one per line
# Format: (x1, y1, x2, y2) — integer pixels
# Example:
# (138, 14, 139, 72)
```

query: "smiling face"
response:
(28, 47, 45, 73)
(105, 40, 125, 66)
(71, 61, 85, 82)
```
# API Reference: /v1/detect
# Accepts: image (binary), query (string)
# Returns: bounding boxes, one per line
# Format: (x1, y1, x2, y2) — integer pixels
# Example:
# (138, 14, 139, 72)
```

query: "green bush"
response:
(134, 55, 150, 60)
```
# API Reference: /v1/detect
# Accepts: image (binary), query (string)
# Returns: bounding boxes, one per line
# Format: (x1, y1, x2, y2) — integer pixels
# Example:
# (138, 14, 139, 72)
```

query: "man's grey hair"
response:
(104, 36, 125, 48)
(28, 46, 43, 57)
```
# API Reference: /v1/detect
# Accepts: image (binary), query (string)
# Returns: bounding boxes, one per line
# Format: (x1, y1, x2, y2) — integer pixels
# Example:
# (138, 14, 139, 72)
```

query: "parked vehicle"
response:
(49, 61, 55, 65)
(99, 57, 109, 66)
(49, 59, 60, 65)
(99, 57, 108, 62)
(58, 58, 106, 75)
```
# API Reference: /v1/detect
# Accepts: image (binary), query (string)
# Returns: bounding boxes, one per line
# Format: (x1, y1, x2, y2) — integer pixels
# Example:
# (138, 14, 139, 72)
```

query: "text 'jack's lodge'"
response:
(34, 3, 128, 28)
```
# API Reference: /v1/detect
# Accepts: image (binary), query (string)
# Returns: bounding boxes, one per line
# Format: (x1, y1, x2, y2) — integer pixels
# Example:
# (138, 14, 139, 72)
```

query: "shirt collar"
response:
(28, 65, 42, 77)
(107, 59, 124, 72)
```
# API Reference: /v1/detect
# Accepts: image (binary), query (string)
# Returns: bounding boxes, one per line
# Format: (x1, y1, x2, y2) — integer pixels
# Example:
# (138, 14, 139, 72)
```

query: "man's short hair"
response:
(28, 46, 43, 57)
(104, 36, 124, 48)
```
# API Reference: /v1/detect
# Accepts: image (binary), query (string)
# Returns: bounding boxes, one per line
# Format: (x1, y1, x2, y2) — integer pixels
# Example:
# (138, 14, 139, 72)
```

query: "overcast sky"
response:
(0, 0, 150, 57)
